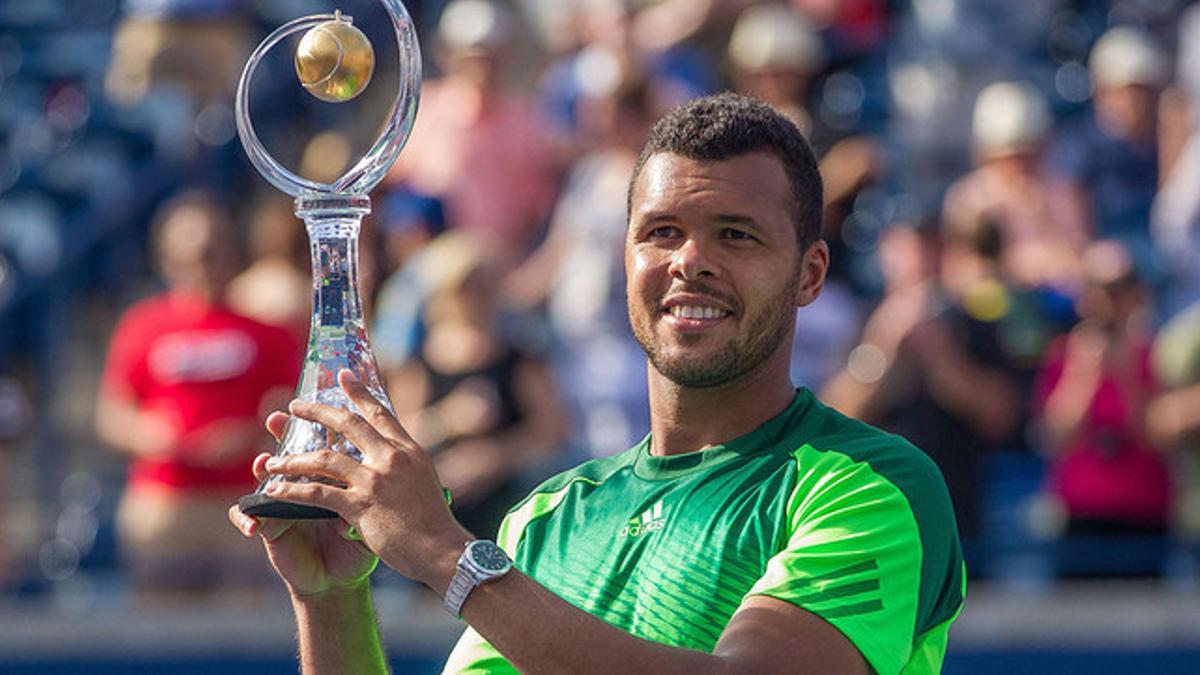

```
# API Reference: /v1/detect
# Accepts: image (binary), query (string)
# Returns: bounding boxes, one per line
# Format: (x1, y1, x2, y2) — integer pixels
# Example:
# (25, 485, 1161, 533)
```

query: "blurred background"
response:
(2, 0, 1200, 672)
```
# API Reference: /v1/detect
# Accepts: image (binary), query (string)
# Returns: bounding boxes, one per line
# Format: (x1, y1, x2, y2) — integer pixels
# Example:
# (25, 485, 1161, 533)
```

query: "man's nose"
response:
(668, 238, 716, 281)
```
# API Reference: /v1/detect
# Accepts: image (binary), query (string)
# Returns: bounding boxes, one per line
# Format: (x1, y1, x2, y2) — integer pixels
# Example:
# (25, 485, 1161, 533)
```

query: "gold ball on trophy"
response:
(295, 14, 375, 103)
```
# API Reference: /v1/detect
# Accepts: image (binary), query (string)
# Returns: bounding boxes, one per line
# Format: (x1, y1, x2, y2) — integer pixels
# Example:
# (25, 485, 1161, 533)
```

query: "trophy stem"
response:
(239, 193, 393, 519)
(303, 197, 370, 376)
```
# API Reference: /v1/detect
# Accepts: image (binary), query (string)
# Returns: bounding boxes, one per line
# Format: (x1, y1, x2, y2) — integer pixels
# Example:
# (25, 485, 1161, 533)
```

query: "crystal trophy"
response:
(235, 1, 421, 518)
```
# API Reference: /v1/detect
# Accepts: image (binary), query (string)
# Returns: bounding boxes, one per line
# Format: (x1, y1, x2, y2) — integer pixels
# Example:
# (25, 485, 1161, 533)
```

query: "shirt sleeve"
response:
(441, 626, 516, 675)
(746, 448, 946, 675)
(99, 308, 149, 401)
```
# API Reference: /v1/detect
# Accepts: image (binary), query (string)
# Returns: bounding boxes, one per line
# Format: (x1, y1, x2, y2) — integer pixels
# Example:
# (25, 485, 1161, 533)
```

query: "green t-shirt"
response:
(443, 389, 965, 674)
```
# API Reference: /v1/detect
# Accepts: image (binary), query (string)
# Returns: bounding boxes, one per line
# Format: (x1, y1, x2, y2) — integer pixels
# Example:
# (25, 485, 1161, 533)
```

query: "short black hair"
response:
(628, 92, 824, 248)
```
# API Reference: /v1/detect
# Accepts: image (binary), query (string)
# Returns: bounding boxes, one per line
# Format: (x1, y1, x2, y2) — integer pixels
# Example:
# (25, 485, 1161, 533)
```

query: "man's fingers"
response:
(289, 398, 389, 463)
(265, 451, 366, 485)
(265, 411, 289, 442)
(337, 369, 416, 446)
(229, 505, 258, 537)
(251, 452, 273, 482)
(264, 479, 353, 516)
(230, 502, 294, 542)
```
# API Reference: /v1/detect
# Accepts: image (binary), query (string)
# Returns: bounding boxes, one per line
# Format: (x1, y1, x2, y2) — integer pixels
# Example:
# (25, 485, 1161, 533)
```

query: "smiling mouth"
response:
(667, 305, 732, 320)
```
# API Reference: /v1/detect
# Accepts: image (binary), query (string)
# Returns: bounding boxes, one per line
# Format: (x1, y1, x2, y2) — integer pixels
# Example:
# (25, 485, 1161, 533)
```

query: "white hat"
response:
(972, 81, 1052, 156)
(437, 0, 514, 52)
(728, 4, 825, 73)
(1089, 27, 1168, 88)
(974, 79, 1051, 156)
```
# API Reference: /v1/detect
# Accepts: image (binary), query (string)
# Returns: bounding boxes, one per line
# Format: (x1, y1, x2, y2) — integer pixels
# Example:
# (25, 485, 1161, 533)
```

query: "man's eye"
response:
(723, 229, 755, 241)
(648, 226, 679, 238)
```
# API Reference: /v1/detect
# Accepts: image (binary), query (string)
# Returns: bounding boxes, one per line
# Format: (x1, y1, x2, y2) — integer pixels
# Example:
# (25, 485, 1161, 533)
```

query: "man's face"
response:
(625, 152, 824, 388)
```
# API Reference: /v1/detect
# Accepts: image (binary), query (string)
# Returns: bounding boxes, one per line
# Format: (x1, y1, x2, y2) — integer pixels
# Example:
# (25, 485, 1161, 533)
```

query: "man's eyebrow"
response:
(714, 213, 757, 226)
(637, 211, 678, 225)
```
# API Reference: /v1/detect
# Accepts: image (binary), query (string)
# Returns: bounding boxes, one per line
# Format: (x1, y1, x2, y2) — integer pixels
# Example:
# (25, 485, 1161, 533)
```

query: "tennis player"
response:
(231, 93, 964, 675)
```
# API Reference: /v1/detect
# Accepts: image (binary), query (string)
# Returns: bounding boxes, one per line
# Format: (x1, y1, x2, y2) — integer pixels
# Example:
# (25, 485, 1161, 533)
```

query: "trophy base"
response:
(238, 493, 338, 519)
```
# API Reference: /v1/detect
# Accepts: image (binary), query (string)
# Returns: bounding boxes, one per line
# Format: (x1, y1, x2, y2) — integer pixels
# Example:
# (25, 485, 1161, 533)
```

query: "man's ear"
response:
(795, 240, 829, 308)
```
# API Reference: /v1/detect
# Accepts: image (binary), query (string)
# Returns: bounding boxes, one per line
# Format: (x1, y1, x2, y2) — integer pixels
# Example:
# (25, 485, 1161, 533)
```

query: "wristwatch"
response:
(444, 540, 513, 617)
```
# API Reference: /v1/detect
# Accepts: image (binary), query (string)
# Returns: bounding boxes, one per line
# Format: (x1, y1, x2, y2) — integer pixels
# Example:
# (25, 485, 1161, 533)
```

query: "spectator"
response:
(371, 186, 449, 372)
(388, 233, 568, 539)
(104, 0, 253, 175)
(727, 2, 883, 290)
(95, 191, 300, 600)
(226, 195, 310, 342)
(1033, 240, 1170, 576)
(728, 3, 827, 142)
(1152, 5, 1200, 315)
(789, 0, 888, 61)
(105, 0, 252, 107)
(629, 0, 751, 63)
(537, 0, 717, 140)
(823, 219, 1021, 543)
(386, 0, 559, 265)
(1047, 27, 1168, 282)
(505, 64, 652, 457)
(1148, 301, 1200, 538)
(944, 81, 1085, 291)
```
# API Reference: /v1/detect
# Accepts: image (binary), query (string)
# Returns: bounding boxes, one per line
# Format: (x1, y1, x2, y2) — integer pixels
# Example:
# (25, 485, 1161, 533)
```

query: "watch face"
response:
(469, 541, 511, 572)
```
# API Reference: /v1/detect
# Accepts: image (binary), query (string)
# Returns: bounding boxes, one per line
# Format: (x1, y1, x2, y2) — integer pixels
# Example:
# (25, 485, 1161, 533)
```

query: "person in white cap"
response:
(943, 81, 1084, 289)
(727, 3, 826, 135)
(727, 2, 882, 268)
(1047, 27, 1166, 264)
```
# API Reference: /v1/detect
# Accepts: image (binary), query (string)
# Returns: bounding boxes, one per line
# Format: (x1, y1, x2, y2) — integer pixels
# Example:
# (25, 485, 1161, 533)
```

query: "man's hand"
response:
(1063, 321, 1112, 377)
(252, 369, 471, 593)
(228, 425, 378, 598)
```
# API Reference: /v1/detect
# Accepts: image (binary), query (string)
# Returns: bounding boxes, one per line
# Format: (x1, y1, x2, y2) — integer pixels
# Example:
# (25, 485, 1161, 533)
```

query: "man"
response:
(230, 94, 965, 674)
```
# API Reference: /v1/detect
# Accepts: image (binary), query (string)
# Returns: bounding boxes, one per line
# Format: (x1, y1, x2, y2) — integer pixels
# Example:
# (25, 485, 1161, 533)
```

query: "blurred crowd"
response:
(3, 0, 1200, 601)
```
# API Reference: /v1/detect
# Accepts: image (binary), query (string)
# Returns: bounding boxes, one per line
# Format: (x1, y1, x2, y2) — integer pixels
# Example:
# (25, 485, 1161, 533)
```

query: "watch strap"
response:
(443, 540, 511, 617)
(444, 560, 477, 617)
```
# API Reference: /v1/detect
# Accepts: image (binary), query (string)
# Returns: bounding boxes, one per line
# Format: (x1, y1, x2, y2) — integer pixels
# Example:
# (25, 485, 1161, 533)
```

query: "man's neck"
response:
(645, 349, 797, 457)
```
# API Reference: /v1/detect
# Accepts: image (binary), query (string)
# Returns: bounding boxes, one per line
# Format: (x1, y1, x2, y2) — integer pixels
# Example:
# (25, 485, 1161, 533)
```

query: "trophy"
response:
(235, 1, 421, 518)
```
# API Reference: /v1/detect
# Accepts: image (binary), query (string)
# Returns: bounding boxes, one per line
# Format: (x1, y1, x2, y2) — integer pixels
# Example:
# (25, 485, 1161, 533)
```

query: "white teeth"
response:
(670, 305, 728, 320)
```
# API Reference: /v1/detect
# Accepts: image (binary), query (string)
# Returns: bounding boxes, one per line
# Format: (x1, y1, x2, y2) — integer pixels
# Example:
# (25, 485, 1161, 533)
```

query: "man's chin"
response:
(651, 353, 740, 389)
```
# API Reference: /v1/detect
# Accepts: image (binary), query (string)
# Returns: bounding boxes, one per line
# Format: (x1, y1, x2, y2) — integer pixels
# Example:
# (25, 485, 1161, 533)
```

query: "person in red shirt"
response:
(96, 191, 300, 598)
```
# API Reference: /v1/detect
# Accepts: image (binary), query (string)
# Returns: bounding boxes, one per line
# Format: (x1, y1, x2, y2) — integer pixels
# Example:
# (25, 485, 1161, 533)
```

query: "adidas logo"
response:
(620, 501, 666, 537)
